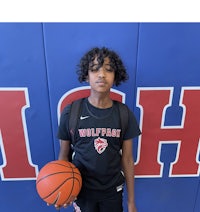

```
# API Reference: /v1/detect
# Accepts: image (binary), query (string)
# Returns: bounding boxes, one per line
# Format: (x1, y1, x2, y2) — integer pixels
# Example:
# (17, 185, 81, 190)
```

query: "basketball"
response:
(36, 160, 82, 206)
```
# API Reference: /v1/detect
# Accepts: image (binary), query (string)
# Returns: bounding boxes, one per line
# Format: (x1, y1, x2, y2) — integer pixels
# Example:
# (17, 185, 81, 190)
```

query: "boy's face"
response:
(87, 56, 115, 93)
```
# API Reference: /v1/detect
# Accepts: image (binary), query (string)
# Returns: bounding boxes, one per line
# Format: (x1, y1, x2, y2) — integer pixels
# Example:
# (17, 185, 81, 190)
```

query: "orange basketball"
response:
(36, 160, 82, 206)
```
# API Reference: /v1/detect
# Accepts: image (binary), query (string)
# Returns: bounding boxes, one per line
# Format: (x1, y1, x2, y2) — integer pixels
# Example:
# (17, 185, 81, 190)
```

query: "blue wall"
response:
(0, 23, 200, 212)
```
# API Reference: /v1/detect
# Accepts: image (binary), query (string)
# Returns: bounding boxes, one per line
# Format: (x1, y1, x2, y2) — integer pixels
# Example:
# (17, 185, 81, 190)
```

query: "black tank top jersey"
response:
(57, 98, 141, 191)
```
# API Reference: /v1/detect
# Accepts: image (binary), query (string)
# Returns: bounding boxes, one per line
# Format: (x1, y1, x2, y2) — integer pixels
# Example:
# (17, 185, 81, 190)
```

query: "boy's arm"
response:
(51, 140, 73, 209)
(121, 139, 137, 212)
(58, 140, 71, 161)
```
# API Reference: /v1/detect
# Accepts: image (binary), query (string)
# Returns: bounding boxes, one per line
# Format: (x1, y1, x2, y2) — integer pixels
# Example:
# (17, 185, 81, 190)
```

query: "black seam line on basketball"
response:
(36, 171, 81, 184)
(64, 166, 76, 204)
(43, 177, 78, 200)
(47, 163, 78, 171)
(52, 192, 61, 205)
(51, 163, 76, 205)
(49, 162, 77, 169)
(55, 175, 81, 206)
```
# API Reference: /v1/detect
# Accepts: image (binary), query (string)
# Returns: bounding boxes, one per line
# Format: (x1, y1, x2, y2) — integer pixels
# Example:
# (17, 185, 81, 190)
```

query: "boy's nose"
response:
(98, 68, 105, 77)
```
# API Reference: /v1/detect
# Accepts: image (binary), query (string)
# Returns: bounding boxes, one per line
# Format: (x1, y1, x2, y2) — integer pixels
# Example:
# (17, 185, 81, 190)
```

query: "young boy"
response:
(57, 47, 141, 212)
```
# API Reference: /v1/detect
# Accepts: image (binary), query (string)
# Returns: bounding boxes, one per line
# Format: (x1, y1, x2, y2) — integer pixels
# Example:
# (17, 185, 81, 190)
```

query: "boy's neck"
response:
(88, 95, 113, 109)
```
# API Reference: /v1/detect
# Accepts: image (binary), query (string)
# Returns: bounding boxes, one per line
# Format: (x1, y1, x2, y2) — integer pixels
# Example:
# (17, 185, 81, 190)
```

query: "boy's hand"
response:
(47, 196, 77, 210)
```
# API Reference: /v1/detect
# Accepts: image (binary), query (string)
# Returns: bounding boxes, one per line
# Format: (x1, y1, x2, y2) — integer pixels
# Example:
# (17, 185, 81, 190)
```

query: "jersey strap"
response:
(115, 101, 129, 144)
(69, 98, 84, 145)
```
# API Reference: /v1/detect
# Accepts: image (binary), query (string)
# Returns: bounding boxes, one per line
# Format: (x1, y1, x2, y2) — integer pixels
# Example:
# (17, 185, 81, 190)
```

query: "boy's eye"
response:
(90, 67, 114, 73)
(90, 68, 113, 72)
(90, 67, 98, 72)
(105, 68, 114, 72)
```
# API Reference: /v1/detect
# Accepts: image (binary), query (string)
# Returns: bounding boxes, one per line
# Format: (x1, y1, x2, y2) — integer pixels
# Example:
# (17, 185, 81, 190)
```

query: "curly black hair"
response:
(76, 47, 129, 86)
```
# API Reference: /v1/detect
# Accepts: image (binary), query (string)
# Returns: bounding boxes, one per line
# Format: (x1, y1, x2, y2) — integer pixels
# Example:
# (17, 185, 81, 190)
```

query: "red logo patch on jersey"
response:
(94, 137, 108, 154)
